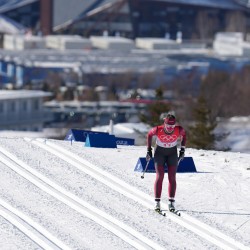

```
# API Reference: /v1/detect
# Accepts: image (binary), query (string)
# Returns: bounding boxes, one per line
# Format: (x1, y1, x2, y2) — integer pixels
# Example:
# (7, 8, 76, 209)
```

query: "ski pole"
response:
(177, 155, 184, 168)
(141, 158, 151, 179)
(177, 158, 181, 166)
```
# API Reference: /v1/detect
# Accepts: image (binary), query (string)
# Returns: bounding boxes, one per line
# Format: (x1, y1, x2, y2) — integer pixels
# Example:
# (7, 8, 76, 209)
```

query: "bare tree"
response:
(225, 11, 246, 34)
(195, 10, 219, 40)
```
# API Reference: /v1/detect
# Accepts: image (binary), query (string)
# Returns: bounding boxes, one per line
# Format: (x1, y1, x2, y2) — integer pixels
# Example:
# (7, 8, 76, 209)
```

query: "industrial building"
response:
(0, 90, 52, 130)
(0, 0, 250, 40)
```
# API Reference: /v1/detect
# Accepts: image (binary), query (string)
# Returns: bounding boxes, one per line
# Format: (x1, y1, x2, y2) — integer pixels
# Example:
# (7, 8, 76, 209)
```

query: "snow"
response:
(0, 135, 249, 250)
(216, 116, 250, 153)
(91, 118, 250, 152)
(91, 122, 150, 145)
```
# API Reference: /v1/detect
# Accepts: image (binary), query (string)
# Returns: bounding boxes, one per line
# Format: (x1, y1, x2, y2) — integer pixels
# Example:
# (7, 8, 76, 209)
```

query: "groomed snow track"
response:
(0, 138, 249, 250)
(0, 144, 164, 250)
(0, 198, 69, 250)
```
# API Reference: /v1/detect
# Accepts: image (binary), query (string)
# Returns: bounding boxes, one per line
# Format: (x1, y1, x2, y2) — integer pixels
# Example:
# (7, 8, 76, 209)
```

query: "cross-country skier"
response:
(146, 113, 186, 212)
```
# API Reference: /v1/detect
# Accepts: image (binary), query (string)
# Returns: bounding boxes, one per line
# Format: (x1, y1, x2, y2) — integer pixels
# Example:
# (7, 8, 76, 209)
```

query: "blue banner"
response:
(134, 157, 197, 173)
(65, 129, 108, 142)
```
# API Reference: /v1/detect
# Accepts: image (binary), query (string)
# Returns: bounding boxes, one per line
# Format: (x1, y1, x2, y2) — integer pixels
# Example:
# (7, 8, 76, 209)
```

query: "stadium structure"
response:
(0, 0, 250, 40)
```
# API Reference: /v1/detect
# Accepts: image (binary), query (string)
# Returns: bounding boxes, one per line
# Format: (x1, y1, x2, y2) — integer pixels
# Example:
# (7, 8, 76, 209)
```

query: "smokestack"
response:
(40, 0, 53, 35)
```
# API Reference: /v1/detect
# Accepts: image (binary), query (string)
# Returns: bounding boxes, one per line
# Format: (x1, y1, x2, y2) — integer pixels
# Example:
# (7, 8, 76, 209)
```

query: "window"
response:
(8, 101, 16, 112)
(22, 100, 27, 111)
(33, 99, 40, 110)
(0, 103, 3, 113)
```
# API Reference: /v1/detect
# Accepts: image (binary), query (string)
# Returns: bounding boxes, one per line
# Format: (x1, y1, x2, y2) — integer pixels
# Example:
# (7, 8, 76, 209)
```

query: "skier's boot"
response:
(168, 199, 175, 212)
(154, 200, 161, 212)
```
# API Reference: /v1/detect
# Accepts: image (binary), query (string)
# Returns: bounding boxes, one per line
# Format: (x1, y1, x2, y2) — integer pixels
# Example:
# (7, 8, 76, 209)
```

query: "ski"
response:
(170, 210, 181, 216)
(155, 209, 181, 217)
(155, 209, 166, 216)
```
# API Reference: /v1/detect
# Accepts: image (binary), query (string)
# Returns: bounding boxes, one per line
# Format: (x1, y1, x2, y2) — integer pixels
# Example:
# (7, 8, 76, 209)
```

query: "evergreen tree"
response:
(188, 96, 217, 149)
(140, 87, 171, 126)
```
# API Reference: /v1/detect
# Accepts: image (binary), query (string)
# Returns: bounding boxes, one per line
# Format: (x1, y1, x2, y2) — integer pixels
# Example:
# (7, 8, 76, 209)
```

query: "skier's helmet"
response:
(164, 114, 176, 132)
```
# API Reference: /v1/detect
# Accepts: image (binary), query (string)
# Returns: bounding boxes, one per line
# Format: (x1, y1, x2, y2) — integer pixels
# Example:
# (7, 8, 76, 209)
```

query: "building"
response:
(44, 99, 149, 128)
(0, 0, 40, 32)
(1, 0, 250, 40)
(57, 0, 250, 40)
(0, 90, 52, 131)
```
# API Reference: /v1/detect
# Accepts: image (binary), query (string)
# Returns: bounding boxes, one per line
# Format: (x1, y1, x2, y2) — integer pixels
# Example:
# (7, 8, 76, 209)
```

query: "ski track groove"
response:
(0, 144, 164, 250)
(29, 138, 249, 250)
(0, 198, 69, 250)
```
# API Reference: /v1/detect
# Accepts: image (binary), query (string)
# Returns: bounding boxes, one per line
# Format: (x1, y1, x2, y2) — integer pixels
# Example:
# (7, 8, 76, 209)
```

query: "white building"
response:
(0, 90, 52, 131)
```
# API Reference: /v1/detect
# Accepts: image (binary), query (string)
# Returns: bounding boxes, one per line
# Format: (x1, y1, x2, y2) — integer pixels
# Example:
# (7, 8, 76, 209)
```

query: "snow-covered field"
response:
(0, 137, 249, 249)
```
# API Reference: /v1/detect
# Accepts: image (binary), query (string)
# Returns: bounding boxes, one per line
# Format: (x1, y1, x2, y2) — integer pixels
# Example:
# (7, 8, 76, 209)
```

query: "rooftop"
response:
(0, 90, 52, 100)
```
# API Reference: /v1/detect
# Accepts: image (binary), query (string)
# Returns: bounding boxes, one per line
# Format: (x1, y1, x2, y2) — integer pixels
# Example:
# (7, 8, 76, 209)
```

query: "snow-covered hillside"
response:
(0, 137, 249, 249)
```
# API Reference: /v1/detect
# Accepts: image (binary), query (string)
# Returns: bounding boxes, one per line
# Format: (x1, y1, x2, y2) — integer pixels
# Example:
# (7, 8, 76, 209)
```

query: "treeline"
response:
(200, 67, 250, 118)
(20, 63, 250, 120)
(140, 66, 250, 150)
(17, 63, 250, 149)
(186, 67, 250, 150)
(20, 64, 250, 118)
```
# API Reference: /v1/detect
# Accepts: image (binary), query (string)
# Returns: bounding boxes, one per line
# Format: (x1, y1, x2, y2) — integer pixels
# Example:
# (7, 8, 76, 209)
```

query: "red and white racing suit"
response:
(147, 124, 186, 201)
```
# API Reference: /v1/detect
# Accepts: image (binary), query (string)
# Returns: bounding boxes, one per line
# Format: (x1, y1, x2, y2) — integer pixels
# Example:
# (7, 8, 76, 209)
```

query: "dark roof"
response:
(0, 13, 26, 33)
(153, 0, 244, 10)
(234, 0, 250, 7)
(54, 0, 118, 31)
(0, 0, 248, 32)
(55, 0, 248, 31)
(53, 0, 95, 28)
(0, 0, 38, 13)
(74, 0, 118, 21)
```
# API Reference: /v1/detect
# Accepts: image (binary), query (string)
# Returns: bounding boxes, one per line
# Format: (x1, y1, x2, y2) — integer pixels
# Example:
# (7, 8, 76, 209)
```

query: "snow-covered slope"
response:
(0, 137, 249, 249)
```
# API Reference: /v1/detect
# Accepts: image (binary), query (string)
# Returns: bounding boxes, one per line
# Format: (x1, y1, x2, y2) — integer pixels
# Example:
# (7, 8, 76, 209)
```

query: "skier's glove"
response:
(146, 147, 152, 161)
(178, 147, 185, 162)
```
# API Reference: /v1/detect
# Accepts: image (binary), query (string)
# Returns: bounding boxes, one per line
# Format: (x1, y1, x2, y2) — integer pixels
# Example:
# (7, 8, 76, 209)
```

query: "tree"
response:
(225, 11, 246, 34)
(140, 87, 171, 126)
(194, 10, 221, 40)
(200, 70, 230, 118)
(200, 68, 250, 118)
(188, 96, 217, 149)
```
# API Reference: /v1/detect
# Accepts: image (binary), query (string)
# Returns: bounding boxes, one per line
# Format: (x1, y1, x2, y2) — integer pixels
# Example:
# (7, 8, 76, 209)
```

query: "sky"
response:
(0, 135, 249, 250)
